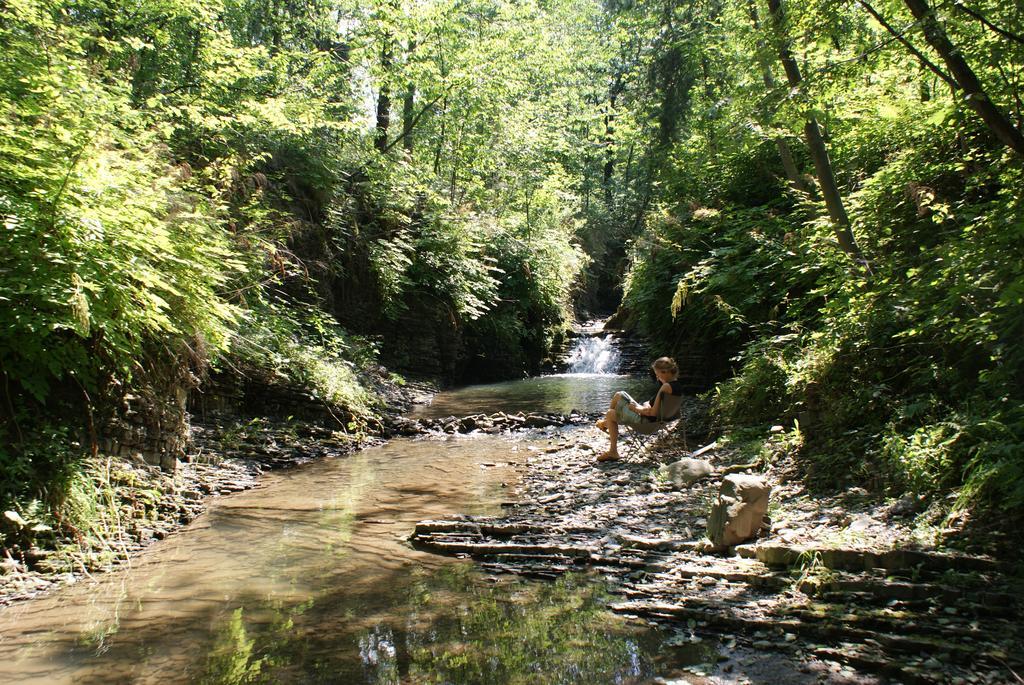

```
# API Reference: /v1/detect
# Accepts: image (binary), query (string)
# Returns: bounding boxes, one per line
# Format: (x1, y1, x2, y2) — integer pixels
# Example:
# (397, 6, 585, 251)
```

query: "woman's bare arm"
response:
(633, 383, 672, 417)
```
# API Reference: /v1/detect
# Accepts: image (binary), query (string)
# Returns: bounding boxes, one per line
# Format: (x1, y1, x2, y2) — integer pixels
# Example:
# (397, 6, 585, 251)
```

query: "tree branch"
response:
(381, 89, 450, 154)
(951, 1, 1024, 46)
(857, 0, 959, 90)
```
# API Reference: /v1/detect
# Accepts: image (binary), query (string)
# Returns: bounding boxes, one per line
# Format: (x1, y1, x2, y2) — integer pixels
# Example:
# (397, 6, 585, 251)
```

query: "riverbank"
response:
(0, 416, 373, 606)
(0, 385, 587, 607)
(411, 422, 1024, 685)
(0, 369, 450, 607)
(5, 391, 1022, 684)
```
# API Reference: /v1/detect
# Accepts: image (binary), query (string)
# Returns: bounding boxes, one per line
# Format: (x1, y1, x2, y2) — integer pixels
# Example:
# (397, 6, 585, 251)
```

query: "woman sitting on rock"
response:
(596, 356, 682, 462)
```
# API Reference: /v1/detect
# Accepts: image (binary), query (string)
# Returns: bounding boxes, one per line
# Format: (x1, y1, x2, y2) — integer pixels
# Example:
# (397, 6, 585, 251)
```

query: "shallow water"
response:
(0, 432, 718, 684)
(408, 374, 655, 419)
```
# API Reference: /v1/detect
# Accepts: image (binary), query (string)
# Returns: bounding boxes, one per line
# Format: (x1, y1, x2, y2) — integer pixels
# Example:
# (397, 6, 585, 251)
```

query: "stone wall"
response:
(375, 294, 463, 381)
(189, 372, 357, 428)
(99, 378, 191, 473)
(101, 360, 360, 474)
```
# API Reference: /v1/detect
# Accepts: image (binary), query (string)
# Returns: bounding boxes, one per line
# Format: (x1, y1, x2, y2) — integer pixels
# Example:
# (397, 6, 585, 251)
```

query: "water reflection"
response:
(195, 568, 696, 684)
(0, 435, 713, 685)
(409, 375, 654, 419)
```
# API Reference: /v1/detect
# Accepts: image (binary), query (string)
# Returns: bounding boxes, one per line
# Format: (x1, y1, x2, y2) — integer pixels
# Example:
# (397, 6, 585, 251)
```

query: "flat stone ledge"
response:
(744, 543, 1002, 574)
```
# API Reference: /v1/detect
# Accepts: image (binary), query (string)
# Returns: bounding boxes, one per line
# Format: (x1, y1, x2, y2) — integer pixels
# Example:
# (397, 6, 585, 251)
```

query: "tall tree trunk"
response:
(623, 142, 635, 187)
(776, 138, 807, 192)
(449, 118, 468, 203)
(603, 74, 624, 201)
(902, 0, 1024, 158)
(746, 0, 810, 194)
(433, 96, 447, 174)
(401, 39, 417, 153)
(701, 55, 718, 158)
(766, 0, 861, 260)
(401, 82, 415, 152)
(375, 44, 392, 153)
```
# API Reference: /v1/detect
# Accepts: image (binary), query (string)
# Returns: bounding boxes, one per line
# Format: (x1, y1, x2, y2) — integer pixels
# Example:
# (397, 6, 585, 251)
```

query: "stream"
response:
(0, 333, 1007, 684)
(0, 336, 725, 684)
(0, 431, 709, 684)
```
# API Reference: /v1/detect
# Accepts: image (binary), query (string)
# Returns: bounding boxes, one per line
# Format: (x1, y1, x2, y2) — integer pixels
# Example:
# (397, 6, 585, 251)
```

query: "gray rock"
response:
(524, 414, 559, 428)
(659, 458, 714, 488)
(706, 474, 771, 548)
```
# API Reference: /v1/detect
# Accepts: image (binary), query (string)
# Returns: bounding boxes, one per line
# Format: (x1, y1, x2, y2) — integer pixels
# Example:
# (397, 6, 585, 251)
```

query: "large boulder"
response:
(706, 474, 771, 549)
(659, 458, 714, 488)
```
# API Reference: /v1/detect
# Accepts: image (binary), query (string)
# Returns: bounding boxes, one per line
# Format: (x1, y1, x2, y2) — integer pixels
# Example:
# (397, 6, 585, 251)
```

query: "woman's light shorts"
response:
(612, 391, 643, 427)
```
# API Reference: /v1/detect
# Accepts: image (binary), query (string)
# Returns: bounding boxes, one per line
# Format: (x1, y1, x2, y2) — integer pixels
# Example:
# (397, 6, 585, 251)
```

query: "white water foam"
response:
(565, 335, 621, 375)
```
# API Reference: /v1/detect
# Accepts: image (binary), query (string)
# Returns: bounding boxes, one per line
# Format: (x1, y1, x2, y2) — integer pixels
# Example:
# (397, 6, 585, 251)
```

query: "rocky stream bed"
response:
(404, 416, 1024, 685)
(3, 406, 1022, 685)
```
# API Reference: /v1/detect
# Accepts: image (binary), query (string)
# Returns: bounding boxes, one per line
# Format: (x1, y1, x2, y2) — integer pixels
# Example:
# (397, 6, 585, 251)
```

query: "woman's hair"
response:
(651, 356, 678, 376)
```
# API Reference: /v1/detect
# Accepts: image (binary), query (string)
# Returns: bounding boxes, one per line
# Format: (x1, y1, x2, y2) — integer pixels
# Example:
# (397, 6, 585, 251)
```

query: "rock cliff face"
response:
(93, 351, 201, 473)
(341, 294, 460, 380)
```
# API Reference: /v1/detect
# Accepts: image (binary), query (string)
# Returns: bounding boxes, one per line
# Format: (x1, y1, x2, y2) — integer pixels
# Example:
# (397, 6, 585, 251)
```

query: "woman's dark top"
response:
(643, 379, 684, 422)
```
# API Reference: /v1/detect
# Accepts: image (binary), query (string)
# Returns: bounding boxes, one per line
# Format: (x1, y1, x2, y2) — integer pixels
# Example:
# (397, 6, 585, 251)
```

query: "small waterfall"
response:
(565, 335, 621, 375)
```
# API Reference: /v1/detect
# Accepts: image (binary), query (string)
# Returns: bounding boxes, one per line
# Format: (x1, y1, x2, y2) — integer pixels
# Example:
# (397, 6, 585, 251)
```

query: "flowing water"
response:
(0, 331, 746, 684)
(565, 335, 621, 375)
(0, 432, 718, 684)
(408, 374, 653, 419)
(410, 332, 653, 420)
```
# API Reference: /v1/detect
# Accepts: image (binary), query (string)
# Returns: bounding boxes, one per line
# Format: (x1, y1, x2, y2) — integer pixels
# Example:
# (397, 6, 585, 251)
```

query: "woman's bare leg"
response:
(598, 392, 625, 432)
(598, 392, 628, 432)
(598, 408, 621, 461)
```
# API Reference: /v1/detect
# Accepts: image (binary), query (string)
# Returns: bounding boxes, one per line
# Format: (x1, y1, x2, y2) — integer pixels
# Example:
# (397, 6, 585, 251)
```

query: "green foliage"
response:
(614, 0, 1024, 527)
(230, 299, 379, 419)
(692, 140, 1024, 515)
(406, 211, 501, 322)
(713, 344, 790, 428)
(1, 0, 603, 528)
(463, 221, 587, 378)
(0, 425, 78, 542)
(622, 204, 818, 369)
(202, 608, 264, 685)
(0, 0, 239, 405)
(5, 0, 1020, 549)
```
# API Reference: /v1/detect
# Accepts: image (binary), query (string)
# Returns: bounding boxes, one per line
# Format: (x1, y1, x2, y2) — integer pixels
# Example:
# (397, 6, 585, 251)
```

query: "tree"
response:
(765, 0, 861, 261)
(745, 0, 810, 195)
(901, 0, 1024, 158)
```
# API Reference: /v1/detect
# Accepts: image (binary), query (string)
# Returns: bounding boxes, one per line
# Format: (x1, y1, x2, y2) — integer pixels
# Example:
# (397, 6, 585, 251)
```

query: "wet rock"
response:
(847, 514, 875, 532)
(659, 458, 714, 488)
(523, 414, 560, 428)
(706, 475, 771, 549)
(388, 417, 423, 436)
(884, 493, 924, 519)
